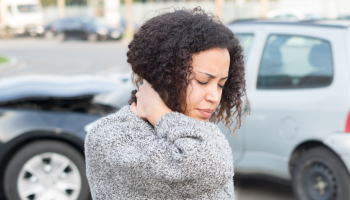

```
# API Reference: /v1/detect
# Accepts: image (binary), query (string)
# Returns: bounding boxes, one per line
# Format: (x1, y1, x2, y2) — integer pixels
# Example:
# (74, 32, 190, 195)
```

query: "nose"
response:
(206, 86, 220, 103)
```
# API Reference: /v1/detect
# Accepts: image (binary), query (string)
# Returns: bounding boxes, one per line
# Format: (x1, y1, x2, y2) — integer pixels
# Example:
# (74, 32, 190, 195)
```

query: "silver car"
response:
(222, 20, 350, 200)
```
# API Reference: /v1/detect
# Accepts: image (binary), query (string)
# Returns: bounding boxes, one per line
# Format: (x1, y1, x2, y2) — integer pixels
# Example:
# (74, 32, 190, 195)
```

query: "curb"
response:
(0, 55, 18, 71)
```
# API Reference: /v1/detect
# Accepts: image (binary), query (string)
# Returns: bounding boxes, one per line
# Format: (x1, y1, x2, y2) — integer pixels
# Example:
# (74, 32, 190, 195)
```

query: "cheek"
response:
(218, 90, 223, 101)
(186, 82, 205, 109)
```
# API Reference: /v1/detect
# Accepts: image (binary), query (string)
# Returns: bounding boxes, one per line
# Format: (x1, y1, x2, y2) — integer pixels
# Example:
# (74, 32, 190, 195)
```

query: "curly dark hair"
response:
(127, 7, 249, 133)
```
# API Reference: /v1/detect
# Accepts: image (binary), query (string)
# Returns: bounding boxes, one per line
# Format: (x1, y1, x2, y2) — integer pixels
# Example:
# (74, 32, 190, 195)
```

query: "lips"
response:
(197, 109, 214, 119)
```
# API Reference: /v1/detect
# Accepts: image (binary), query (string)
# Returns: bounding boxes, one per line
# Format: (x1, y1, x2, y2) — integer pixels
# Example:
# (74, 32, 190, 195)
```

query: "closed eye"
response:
(197, 80, 224, 88)
(197, 80, 207, 85)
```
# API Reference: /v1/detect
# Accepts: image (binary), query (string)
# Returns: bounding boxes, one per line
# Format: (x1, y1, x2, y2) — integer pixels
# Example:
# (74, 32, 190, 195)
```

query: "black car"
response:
(42, 17, 124, 41)
(0, 74, 131, 200)
(338, 14, 350, 20)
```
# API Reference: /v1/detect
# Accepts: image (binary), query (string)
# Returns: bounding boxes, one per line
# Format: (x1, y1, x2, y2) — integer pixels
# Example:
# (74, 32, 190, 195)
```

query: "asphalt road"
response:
(0, 37, 296, 200)
(0, 37, 131, 77)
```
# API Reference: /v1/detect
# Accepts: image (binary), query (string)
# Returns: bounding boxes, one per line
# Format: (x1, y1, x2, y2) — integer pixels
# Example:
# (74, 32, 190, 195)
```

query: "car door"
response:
(236, 25, 348, 179)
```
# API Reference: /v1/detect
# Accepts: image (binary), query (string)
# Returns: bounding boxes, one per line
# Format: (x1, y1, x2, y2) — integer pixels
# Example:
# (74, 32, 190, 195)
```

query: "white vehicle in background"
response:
(267, 9, 326, 20)
(0, 0, 44, 36)
(225, 19, 350, 200)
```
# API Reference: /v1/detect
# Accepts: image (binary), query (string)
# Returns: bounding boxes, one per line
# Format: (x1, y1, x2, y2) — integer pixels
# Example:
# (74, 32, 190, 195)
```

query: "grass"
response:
(0, 56, 9, 64)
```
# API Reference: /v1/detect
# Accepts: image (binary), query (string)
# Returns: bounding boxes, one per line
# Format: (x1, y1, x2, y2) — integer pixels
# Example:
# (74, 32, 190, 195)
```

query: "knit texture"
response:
(85, 106, 234, 200)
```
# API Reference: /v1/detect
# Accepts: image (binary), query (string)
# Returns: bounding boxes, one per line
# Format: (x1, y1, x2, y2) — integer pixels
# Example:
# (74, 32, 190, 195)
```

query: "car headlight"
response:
(111, 31, 121, 38)
(96, 27, 108, 35)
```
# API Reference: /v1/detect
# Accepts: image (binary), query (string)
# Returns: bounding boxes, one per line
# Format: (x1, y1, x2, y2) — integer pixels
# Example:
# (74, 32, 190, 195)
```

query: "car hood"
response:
(0, 73, 134, 107)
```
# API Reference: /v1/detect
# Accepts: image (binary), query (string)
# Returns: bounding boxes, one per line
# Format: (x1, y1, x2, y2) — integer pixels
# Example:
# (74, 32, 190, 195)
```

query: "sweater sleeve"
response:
(142, 112, 234, 195)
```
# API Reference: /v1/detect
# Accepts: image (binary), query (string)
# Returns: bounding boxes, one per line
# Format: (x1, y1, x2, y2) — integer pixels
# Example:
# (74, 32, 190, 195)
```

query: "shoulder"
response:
(90, 106, 141, 132)
(85, 106, 151, 150)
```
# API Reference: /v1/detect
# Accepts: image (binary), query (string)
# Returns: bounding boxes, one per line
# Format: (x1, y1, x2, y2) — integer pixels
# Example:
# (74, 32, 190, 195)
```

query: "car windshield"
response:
(62, 19, 82, 27)
(81, 18, 107, 27)
(17, 4, 39, 13)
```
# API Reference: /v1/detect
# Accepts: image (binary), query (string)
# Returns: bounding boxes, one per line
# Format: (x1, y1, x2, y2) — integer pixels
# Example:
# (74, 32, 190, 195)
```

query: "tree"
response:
(40, 0, 87, 7)
(40, 0, 56, 7)
(261, 0, 269, 18)
(124, 0, 134, 39)
(216, 0, 225, 19)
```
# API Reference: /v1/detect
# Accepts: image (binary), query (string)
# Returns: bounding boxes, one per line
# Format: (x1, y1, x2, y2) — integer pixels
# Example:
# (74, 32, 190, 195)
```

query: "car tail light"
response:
(346, 111, 350, 133)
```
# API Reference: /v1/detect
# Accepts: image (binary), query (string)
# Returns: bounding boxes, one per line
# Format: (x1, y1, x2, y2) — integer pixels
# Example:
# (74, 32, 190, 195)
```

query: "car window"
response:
(257, 34, 333, 89)
(17, 5, 39, 13)
(236, 33, 254, 63)
(62, 19, 82, 28)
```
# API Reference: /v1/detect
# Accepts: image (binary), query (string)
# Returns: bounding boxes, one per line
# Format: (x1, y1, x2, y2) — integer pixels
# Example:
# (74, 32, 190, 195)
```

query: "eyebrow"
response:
(198, 71, 228, 80)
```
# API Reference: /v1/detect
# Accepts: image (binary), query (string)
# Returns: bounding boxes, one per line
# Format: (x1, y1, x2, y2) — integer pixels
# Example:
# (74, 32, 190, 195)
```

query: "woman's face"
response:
(185, 48, 230, 121)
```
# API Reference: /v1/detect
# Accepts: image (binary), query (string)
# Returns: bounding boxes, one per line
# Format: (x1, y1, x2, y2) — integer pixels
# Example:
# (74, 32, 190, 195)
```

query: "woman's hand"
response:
(129, 101, 141, 117)
(130, 80, 172, 126)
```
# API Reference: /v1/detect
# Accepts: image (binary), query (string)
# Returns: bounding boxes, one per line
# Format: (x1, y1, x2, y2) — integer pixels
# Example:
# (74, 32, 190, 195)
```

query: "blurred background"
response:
(1, 0, 349, 78)
(1, 0, 350, 200)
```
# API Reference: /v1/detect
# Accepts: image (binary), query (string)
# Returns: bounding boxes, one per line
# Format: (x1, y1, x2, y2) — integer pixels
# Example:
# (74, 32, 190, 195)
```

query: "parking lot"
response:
(0, 37, 296, 200)
(0, 37, 130, 77)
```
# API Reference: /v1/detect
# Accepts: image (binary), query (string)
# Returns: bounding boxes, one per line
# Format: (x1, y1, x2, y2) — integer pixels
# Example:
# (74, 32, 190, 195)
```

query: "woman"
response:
(85, 7, 247, 200)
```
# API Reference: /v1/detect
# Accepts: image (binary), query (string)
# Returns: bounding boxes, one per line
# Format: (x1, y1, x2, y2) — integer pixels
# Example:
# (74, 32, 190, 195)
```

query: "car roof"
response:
(228, 19, 350, 29)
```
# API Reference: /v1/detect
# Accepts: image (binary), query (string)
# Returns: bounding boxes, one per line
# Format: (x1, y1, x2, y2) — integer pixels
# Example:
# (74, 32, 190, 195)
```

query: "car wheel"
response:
(99, 35, 108, 41)
(293, 146, 350, 200)
(87, 33, 98, 42)
(55, 33, 66, 41)
(4, 140, 90, 200)
(44, 31, 54, 40)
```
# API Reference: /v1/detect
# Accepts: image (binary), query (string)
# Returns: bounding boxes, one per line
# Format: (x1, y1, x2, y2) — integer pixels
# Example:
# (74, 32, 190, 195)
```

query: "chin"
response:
(187, 111, 210, 121)
(197, 116, 210, 121)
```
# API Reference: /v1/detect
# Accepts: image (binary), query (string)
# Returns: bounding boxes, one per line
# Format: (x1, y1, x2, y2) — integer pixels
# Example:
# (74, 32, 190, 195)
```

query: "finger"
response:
(130, 103, 137, 114)
(131, 102, 137, 108)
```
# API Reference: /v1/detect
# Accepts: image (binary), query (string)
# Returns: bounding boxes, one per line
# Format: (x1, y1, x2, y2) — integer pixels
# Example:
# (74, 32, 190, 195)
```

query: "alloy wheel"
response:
(17, 152, 82, 200)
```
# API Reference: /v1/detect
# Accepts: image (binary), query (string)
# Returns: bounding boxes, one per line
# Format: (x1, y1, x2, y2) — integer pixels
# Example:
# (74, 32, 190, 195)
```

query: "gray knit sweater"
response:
(85, 106, 234, 200)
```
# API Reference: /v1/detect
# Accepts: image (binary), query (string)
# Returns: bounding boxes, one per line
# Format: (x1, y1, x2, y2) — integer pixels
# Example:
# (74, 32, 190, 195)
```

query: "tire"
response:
(44, 31, 54, 40)
(87, 33, 98, 42)
(4, 140, 90, 200)
(55, 32, 66, 41)
(99, 35, 108, 41)
(293, 146, 350, 200)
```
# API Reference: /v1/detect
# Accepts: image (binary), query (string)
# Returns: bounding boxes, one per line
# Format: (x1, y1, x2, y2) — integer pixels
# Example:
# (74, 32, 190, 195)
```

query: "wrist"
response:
(147, 106, 173, 126)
